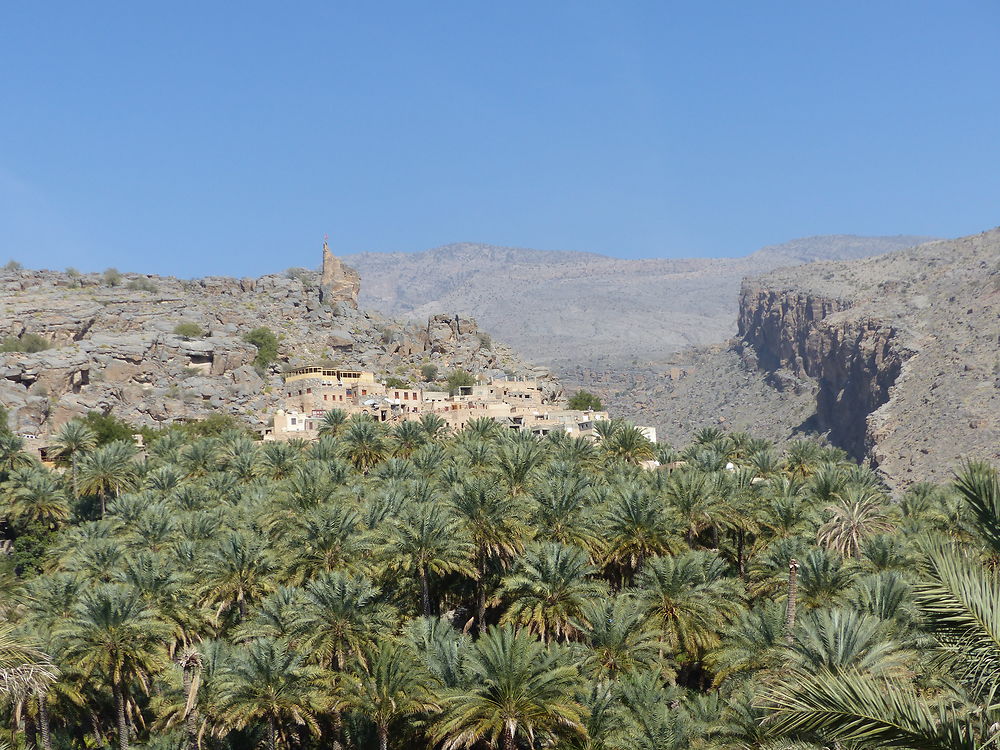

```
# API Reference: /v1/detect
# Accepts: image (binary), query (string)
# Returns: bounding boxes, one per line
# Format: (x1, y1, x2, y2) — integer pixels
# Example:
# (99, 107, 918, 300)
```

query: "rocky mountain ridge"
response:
(574, 228, 1000, 485)
(344, 235, 934, 367)
(0, 255, 549, 436)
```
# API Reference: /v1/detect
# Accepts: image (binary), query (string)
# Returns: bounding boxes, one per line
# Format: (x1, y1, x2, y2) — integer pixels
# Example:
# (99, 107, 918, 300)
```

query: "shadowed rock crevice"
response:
(738, 283, 910, 461)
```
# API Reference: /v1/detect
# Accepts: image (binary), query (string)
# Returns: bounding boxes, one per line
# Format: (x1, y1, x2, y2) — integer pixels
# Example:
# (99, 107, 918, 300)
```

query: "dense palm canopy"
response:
(0, 413, 994, 750)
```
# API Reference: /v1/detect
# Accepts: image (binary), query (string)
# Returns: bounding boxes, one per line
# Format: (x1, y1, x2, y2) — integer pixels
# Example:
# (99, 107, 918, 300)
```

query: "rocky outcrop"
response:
(319, 240, 361, 308)
(0, 254, 546, 435)
(738, 282, 911, 461)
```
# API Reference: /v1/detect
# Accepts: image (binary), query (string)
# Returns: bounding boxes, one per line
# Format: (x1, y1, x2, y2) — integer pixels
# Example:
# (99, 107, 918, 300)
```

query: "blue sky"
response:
(1, 2, 998, 276)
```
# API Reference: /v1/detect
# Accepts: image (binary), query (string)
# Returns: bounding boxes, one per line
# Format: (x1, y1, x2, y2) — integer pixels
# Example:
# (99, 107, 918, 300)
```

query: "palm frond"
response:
(914, 545, 1000, 702)
(761, 669, 977, 750)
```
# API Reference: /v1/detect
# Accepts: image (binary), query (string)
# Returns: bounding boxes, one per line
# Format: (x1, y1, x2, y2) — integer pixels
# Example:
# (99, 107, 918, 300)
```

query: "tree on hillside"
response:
(244, 327, 279, 369)
(567, 390, 603, 411)
(445, 370, 476, 395)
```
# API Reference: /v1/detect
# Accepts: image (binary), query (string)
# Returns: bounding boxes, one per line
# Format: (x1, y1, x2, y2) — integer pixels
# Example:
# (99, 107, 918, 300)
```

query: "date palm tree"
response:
(340, 419, 388, 473)
(817, 487, 895, 558)
(419, 413, 448, 440)
(198, 531, 277, 623)
(51, 420, 97, 498)
(575, 593, 665, 679)
(217, 637, 322, 750)
(317, 409, 348, 438)
(530, 473, 603, 556)
(601, 482, 679, 586)
(0, 622, 57, 699)
(601, 424, 655, 465)
(339, 642, 440, 750)
(434, 625, 586, 750)
(450, 477, 531, 631)
(0, 431, 33, 481)
(376, 502, 475, 616)
(499, 542, 603, 643)
(761, 461, 1000, 749)
(57, 583, 170, 750)
(390, 420, 426, 458)
(298, 571, 396, 671)
(4, 466, 70, 529)
(639, 551, 743, 658)
(76, 441, 139, 517)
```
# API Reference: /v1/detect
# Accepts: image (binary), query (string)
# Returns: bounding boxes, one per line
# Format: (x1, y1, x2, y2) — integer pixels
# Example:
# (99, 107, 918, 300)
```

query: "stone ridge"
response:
(343, 235, 933, 368)
(0, 263, 550, 436)
(733, 227, 1000, 484)
(319, 240, 361, 307)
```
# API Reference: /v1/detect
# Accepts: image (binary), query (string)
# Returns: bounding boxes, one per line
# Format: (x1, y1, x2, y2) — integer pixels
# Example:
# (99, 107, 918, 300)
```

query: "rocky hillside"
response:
(344, 235, 932, 367)
(583, 228, 999, 486)
(0, 250, 549, 436)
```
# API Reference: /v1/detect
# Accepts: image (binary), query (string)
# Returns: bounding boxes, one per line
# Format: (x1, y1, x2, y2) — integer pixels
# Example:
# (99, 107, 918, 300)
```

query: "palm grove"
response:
(1, 409, 999, 750)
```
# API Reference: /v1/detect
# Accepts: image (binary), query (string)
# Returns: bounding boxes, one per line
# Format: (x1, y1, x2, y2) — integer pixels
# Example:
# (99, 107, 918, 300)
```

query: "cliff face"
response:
(0, 260, 545, 435)
(726, 228, 1000, 486)
(737, 283, 911, 461)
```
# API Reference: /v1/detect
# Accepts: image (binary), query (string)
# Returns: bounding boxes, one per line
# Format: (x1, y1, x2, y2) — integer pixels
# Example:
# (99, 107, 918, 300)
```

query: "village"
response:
(264, 365, 657, 443)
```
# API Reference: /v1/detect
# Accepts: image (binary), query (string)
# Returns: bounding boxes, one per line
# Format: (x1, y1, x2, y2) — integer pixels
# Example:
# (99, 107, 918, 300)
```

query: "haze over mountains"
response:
(344, 235, 933, 367)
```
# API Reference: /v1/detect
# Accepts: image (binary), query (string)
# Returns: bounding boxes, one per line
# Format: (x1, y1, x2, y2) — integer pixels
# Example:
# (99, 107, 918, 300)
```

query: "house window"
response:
(323, 394, 328, 401)
(307, 388, 312, 394)
(394, 392, 399, 399)
(290, 417, 297, 425)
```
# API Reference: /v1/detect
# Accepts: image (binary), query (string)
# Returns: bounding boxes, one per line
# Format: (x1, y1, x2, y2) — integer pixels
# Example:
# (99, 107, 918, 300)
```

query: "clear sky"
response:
(2, 2, 998, 277)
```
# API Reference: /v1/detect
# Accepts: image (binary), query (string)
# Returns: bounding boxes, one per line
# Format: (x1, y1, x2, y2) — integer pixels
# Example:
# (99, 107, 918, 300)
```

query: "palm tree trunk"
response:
(113, 682, 129, 750)
(378, 725, 388, 750)
(182, 663, 198, 750)
(37, 689, 52, 750)
(736, 528, 746, 579)
(331, 708, 344, 750)
(503, 726, 515, 750)
(784, 558, 800, 640)
(476, 555, 487, 634)
(25, 712, 38, 750)
(89, 710, 107, 748)
(71, 452, 79, 499)
(267, 716, 277, 750)
(420, 565, 432, 617)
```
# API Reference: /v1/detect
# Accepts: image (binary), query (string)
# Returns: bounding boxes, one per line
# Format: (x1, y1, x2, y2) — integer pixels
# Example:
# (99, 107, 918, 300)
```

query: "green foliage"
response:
(568, 390, 603, 411)
(3, 259, 23, 272)
(172, 321, 205, 339)
(445, 369, 476, 394)
(384, 376, 410, 389)
(420, 363, 439, 381)
(126, 277, 159, 292)
(0, 333, 52, 353)
(243, 327, 279, 369)
(102, 267, 123, 287)
(1, 413, 997, 750)
(78, 410, 138, 445)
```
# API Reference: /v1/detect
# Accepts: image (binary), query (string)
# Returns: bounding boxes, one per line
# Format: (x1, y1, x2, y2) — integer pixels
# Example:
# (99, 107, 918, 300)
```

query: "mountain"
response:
(0, 252, 548, 435)
(572, 228, 1000, 486)
(343, 235, 933, 368)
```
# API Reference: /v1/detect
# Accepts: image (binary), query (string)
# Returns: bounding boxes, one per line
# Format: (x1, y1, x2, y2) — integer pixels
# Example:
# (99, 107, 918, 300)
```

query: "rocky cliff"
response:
(562, 227, 1000, 486)
(344, 235, 932, 368)
(735, 229, 1000, 483)
(0, 247, 550, 436)
(737, 284, 911, 461)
